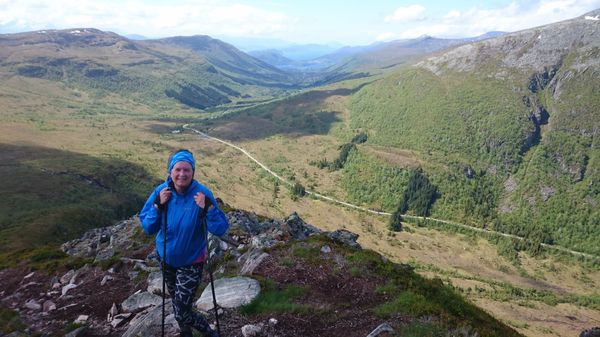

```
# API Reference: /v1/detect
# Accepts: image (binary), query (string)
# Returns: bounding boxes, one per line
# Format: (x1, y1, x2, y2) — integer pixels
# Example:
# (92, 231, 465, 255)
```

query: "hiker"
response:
(140, 149, 229, 337)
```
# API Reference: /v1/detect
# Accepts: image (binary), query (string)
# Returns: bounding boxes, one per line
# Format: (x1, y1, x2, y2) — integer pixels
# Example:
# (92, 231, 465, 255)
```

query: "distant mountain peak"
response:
(583, 8, 600, 17)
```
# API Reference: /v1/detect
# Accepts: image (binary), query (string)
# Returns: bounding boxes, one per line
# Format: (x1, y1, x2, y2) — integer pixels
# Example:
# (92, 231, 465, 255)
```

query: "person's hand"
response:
(158, 187, 172, 205)
(194, 192, 206, 209)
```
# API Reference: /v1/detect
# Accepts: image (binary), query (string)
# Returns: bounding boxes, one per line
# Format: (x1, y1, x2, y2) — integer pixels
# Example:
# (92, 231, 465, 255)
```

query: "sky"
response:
(1, 0, 599, 47)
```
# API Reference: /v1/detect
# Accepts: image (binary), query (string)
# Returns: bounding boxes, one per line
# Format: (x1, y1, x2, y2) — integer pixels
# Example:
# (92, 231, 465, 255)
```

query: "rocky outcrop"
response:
(239, 249, 271, 275)
(580, 327, 600, 337)
(1, 206, 510, 337)
(61, 219, 139, 259)
(417, 10, 600, 75)
(122, 300, 179, 337)
(326, 229, 361, 249)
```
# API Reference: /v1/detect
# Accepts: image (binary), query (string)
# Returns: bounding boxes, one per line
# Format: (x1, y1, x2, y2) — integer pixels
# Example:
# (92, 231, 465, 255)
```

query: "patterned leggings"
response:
(162, 261, 215, 337)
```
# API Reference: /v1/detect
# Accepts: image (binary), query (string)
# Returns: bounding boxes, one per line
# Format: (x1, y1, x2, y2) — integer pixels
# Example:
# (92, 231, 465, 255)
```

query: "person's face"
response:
(170, 161, 193, 190)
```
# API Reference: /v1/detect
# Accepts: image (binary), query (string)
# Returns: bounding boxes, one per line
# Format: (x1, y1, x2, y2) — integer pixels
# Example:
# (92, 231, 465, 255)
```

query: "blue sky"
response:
(1, 0, 599, 46)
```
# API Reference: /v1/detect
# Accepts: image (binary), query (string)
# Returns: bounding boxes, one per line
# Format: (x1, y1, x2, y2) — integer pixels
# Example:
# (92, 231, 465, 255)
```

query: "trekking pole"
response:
(200, 199, 221, 336)
(162, 200, 168, 337)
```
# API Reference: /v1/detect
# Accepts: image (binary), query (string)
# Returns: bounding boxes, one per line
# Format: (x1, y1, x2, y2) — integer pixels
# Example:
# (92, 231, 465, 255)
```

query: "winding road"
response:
(183, 124, 598, 260)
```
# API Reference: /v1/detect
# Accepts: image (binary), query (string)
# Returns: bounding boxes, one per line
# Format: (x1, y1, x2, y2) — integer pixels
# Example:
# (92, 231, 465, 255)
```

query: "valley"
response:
(1, 10, 600, 337)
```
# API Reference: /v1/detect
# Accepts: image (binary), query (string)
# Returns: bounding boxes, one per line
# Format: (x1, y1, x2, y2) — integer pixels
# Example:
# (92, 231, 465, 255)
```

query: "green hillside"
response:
(0, 28, 295, 112)
(0, 144, 154, 251)
(344, 13, 600, 255)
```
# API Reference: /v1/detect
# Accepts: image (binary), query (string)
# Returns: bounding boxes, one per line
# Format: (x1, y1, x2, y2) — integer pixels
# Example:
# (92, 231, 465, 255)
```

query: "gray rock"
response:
(282, 212, 321, 240)
(74, 315, 89, 324)
(62, 218, 139, 257)
(321, 245, 332, 253)
(239, 249, 270, 275)
(110, 313, 132, 328)
(43, 300, 56, 312)
(134, 261, 158, 273)
(128, 271, 139, 280)
(196, 277, 260, 311)
(227, 210, 262, 234)
(109, 302, 119, 318)
(327, 229, 360, 249)
(250, 234, 282, 249)
(147, 271, 169, 296)
(580, 327, 600, 337)
(61, 283, 78, 296)
(241, 323, 263, 337)
(122, 300, 178, 337)
(95, 247, 115, 262)
(100, 275, 113, 286)
(366, 323, 394, 337)
(121, 292, 162, 313)
(60, 270, 76, 284)
(24, 299, 41, 311)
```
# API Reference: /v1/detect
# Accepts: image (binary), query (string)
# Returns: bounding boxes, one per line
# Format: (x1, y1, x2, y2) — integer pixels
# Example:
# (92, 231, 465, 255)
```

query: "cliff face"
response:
(417, 10, 600, 76)
(1, 208, 522, 337)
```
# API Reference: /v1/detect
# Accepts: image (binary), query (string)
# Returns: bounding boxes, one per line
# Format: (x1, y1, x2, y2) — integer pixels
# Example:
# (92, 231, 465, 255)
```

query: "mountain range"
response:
(0, 8, 599, 337)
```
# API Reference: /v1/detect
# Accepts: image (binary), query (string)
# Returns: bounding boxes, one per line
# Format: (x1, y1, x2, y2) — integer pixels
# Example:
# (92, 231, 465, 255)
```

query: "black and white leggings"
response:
(162, 261, 214, 337)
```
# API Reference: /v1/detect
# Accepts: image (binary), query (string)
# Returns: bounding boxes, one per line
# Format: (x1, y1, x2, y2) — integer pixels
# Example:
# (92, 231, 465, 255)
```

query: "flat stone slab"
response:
(195, 276, 260, 311)
(121, 291, 162, 313)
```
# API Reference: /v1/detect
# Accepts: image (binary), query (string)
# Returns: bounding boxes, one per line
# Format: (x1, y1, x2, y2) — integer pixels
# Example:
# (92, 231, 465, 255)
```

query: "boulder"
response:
(110, 313, 132, 328)
(228, 210, 262, 234)
(239, 249, 270, 275)
(366, 323, 394, 337)
(121, 292, 161, 313)
(326, 229, 360, 249)
(581, 327, 600, 337)
(281, 212, 320, 240)
(196, 277, 260, 311)
(122, 300, 178, 337)
(147, 271, 169, 296)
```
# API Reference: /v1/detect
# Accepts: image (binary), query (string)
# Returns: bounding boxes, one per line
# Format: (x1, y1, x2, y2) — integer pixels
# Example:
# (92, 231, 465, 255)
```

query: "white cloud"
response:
(384, 5, 426, 23)
(0, 0, 290, 38)
(376, 32, 394, 41)
(381, 0, 600, 40)
(444, 10, 461, 19)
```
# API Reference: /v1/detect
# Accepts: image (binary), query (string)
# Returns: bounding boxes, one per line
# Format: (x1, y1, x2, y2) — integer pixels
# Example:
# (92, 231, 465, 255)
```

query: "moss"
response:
(241, 278, 311, 315)
(0, 305, 25, 334)
(0, 245, 92, 273)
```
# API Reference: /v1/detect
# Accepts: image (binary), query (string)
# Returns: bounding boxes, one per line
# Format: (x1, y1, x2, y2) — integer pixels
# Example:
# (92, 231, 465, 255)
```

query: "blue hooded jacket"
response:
(139, 180, 229, 267)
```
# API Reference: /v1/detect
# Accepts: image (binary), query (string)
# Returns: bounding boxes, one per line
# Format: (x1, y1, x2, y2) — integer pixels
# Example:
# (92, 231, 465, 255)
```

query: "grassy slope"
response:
(344, 55, 600, 255)
(0, 27, 598, 337)
(1, 73, 598, 337)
